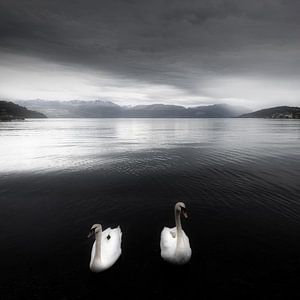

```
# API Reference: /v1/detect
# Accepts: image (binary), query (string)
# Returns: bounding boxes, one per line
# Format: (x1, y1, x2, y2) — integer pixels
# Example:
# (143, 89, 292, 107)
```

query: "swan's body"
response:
(160, 202, 191, 264)
(89, 224, 122, 272)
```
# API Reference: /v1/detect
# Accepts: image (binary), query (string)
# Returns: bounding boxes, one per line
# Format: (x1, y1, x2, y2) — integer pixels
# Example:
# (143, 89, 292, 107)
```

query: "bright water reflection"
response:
(0, 118, 299, 173)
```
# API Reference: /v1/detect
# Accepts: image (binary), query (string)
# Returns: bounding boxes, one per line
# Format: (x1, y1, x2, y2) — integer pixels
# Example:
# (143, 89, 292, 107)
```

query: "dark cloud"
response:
(0, 0, 300, 107)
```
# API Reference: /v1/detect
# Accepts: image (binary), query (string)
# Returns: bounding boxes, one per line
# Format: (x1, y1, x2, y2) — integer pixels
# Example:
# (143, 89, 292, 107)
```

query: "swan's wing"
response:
(178, 230, 192, 253)
(160, 227, 177, 256)
(102, 226, 122, 243)
(102, 227, 112, 240)
(101, 226, 122, 265)
(175, 230, 192, 264)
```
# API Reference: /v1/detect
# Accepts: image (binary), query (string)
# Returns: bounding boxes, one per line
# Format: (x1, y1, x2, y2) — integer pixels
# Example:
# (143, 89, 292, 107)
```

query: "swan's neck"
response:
(175, 209, 183, 244)
(94, 230, 102, 261)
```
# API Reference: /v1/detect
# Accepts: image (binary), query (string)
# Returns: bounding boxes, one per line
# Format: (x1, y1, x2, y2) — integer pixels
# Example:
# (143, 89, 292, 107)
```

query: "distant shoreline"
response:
(2, 100, 300, 119)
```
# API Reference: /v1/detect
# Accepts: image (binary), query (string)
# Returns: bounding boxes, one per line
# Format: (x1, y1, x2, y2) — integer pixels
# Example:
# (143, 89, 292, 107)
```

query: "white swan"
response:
(160, 202, 192, 264)
(88, 224, 122, 272)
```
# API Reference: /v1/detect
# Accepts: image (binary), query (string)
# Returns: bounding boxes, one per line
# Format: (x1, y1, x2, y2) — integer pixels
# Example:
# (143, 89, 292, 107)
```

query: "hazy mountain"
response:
(240, 106, 300, 119)
(15, 100, 121, 118)
(0, 101, 46, 121)
(188, 104, 250, 118)
(14, 100, 250, 118)
(122, 104, 187, 118)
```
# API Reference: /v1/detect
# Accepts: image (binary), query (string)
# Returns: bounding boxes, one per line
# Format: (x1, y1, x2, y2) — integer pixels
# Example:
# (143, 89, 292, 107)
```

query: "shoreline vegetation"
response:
(1, 100, 299, 120)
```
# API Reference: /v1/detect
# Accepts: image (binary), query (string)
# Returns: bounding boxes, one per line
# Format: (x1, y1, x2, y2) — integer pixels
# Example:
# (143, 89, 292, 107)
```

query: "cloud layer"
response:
(1, 0, 300, 108)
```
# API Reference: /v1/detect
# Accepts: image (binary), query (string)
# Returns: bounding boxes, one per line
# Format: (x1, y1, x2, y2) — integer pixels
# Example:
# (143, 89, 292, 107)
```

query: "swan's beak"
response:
(182, 208, 188, 219)
(87, 230, 94, 238)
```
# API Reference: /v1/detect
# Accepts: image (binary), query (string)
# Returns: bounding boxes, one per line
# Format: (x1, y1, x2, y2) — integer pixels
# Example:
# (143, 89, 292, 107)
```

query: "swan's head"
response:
(175, 202, 188, 218)
(87, 224, 102, 238)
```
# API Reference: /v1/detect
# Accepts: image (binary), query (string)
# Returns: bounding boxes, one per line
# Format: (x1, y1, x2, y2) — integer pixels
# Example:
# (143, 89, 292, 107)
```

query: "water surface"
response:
(0, 118, 299, 299)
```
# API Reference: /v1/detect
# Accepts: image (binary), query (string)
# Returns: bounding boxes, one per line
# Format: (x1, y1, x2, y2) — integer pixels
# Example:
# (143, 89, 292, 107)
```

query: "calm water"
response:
(0, 118, 299, 299)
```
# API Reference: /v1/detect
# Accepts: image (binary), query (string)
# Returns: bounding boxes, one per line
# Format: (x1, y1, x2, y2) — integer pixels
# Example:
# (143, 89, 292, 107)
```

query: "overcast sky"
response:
(0, 0, 300, 109)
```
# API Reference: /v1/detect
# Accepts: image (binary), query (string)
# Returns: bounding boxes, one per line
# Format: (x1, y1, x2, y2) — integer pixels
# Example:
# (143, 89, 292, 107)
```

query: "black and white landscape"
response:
(0, 1, 300, 300)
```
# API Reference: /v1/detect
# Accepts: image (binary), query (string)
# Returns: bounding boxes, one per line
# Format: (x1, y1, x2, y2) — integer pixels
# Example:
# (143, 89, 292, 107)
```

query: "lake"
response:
(0, 118, 299, 299)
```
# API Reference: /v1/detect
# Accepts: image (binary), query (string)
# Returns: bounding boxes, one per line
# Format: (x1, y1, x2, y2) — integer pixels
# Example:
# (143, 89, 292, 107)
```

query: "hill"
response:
(0, 101, 47, 121)
(15, 100, 250, 118)
(240, 106, 300, 119)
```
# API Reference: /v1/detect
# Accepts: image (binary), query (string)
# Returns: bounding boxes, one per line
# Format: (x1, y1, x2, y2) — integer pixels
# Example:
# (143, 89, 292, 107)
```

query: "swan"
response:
(88, 224, 122, 272)
(160, 202, 192, 264)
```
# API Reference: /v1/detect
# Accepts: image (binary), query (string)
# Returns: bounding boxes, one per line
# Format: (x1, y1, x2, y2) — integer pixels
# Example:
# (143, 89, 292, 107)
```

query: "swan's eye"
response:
(107, 235, 111, 240)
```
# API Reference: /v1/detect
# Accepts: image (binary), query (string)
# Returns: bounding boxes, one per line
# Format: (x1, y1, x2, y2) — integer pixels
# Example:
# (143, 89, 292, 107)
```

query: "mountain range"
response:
(14, 100, 250, 118)
(0, 101, 46, 121)
(3, 100, 299, 119)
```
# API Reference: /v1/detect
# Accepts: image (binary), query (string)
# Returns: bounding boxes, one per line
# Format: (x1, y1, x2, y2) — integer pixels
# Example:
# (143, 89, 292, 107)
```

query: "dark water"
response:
(0, 118, 299, 299)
